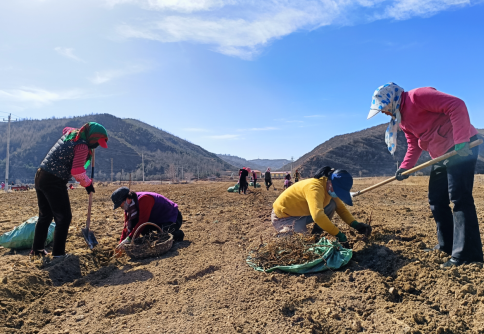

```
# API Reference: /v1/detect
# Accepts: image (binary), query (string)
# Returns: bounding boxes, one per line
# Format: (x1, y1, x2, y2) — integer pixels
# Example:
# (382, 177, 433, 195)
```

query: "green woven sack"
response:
(227, 183, 240, 192)
(246, 237, 352, 274)
(0, 217, 56, 249)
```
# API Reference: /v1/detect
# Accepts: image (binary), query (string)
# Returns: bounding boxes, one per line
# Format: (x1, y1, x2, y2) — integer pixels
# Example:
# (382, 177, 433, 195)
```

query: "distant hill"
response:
(249, 159, 291, 170)
(217, 155, 265, 170)
(280, 124, 484, 177)
(0, 114, 234, 183)
(216, 155, 291, 171)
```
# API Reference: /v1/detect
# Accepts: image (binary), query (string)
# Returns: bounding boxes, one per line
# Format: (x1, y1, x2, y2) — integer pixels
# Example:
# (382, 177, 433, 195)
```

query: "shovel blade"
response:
(81, 228, 98, 249)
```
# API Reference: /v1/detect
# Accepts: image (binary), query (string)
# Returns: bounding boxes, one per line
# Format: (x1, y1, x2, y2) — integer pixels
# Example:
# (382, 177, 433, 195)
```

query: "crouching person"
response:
(111, 187, 185, 248)
(271, 166, 371, 247)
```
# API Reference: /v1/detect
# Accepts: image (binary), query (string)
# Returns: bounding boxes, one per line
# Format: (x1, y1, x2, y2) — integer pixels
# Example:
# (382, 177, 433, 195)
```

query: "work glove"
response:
(336, 231, 350, 248)
(351, 221, 372, 236)
(336, 231, 347, 242)
(85, 183, 95, 194)
(455, 142, 472, 157)
(395, 168, 409, 181)
(116, 237, 131, 251)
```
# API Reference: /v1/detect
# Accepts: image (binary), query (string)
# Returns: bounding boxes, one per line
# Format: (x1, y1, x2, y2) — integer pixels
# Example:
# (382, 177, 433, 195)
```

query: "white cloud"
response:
(206, 134, 240, 139)
(104, 0, 231, 12)
(384, 0, 470, 19)
(111, 0, 477, 59)
(54, 47, 85, 62)
(238, 126, 278, 131)
(183, 127, 210, 132)
(0, 87, 85, 106)
(90, 64, 148, 84)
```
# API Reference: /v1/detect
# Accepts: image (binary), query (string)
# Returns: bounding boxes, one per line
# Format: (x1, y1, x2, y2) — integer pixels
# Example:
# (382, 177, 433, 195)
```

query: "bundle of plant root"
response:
(133, 231, 171, 247)
(250, 233, 324, 269)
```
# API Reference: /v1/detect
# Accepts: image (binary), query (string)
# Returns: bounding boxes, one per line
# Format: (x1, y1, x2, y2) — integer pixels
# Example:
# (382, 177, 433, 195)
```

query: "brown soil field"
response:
(2, 176, 484, 334)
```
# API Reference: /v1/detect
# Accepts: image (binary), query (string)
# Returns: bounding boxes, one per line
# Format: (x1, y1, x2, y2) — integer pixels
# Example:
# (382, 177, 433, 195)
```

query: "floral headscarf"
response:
(64, 122, 108, 168)
(369, 83, 404, 155)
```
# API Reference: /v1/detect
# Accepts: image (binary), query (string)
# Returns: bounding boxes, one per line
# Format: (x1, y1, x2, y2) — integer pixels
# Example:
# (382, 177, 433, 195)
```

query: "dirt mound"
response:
(43, 255, 82, 286)
(1, 178, 484, 333)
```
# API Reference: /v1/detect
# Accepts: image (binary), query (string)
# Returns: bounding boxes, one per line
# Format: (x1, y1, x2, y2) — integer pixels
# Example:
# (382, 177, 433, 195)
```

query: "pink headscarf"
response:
(266, 168, 271, 172)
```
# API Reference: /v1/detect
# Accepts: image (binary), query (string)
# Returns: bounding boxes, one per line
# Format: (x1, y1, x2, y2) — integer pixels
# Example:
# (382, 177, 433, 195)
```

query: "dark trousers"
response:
(239, 181, 248, 194)
(253, 179, 257, 188)
(428, 140, 483, 262)
(33, 169, 72, 256)
(265, 179, 272, 190)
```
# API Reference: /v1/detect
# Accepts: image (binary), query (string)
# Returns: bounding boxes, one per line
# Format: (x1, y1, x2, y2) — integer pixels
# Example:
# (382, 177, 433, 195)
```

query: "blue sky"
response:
(1, 0, 483, 160)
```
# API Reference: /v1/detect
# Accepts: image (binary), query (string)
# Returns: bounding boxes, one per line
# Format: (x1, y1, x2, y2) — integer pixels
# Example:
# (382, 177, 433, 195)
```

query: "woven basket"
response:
(124, 222, 173, 259)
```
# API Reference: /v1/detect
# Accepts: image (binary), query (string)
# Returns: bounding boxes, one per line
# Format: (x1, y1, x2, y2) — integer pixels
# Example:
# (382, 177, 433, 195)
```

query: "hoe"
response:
(351, 139, 483, 198)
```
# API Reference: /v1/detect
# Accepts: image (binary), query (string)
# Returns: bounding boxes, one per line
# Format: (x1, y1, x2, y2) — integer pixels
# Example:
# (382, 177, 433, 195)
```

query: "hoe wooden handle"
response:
(352, 139, 483, 197)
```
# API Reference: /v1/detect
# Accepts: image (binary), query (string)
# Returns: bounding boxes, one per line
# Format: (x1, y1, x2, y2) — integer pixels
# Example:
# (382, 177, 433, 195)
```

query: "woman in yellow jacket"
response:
(272, 167, 371, 246)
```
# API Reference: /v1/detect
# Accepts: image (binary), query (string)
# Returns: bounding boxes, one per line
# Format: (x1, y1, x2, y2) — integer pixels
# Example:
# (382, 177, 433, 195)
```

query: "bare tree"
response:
(168, 164, 176, 182)
(184, 172, 194, 182)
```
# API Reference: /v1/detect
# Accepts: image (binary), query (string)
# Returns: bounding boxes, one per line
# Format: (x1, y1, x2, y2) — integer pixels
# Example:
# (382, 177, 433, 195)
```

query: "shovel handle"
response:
(352, 139, 483, 197)
(85, 150, 96, 230)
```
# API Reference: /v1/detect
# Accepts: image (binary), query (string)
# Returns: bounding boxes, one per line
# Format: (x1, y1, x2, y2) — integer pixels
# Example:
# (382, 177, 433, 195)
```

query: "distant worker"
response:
(31, 122, 108, 257)
(239, 167, 249, 195)
(1, 182, 4, 190)
(368, 83, 483, 267)
(272, 166, 371, 247)
(252, 170, 258, 189)
(112, 187, 185, 248)
(293, 169, 301, 183)
(283, 173, 292, 189)
(264, 168, 272, 190)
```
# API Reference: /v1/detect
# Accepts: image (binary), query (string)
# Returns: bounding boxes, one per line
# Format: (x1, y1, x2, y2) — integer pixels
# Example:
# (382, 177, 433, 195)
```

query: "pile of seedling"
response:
(250, 234, 324, 270)
(133, 231, 171, 247)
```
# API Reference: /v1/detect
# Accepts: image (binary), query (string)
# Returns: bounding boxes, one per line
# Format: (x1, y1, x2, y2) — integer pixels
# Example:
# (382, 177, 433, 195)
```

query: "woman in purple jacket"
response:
(368, 83, 482, 267)
(111, 187, 184, 247)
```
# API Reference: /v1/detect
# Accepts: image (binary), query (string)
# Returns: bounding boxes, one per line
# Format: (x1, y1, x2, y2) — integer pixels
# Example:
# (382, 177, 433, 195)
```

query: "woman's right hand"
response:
(395, 168, 409, 181)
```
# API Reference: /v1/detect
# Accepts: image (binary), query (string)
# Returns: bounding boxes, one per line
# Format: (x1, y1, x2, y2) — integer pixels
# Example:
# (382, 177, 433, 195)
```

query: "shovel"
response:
(82, 150, 99, 249)
(351, 139, 483, 198)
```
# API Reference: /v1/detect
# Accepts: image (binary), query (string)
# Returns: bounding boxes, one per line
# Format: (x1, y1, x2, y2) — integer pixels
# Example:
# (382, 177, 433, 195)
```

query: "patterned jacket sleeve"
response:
(70, 144, 92, 187)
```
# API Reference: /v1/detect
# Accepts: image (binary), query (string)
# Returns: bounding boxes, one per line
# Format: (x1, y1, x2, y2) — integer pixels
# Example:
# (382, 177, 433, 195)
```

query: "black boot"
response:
(173, 230, 185, 242)
(440, 257, 470, 268)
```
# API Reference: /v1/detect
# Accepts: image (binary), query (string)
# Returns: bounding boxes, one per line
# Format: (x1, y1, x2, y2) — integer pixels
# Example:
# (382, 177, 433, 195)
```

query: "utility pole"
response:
(142, 152, 145, 182)
(181, 166, 184, 181)
(110, 158, 113, 182)
(3, 114, 16, 192)
(197, 166, 199, 181)
(291, 156, 294, 174)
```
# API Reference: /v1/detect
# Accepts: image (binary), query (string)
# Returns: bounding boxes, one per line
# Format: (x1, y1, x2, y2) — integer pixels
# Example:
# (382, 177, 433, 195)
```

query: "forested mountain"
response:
(216, 154, 291, 170)
(280, 124, 484, 177)
(0, 114, 235, 183)
(250, 159, 291, 170)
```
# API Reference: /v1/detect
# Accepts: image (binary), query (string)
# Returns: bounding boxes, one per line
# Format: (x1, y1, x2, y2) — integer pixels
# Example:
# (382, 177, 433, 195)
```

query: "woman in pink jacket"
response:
(368, 83, 482, 267)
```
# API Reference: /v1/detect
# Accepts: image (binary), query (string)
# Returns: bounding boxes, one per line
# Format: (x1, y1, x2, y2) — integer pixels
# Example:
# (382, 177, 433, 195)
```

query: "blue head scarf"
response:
(369, 83, 404, 155)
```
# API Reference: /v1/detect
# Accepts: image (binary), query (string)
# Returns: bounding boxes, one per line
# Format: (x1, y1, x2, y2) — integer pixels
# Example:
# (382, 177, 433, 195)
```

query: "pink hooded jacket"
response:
(399, 87, 478, 170)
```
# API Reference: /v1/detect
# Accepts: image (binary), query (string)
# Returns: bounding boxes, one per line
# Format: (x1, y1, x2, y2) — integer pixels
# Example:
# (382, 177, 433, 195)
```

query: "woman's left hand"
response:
(455, 142, 472, 157)
(116, 236, 131, 249)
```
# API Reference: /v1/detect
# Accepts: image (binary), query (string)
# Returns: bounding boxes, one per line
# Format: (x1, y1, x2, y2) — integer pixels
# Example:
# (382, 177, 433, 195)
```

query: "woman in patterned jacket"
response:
(31, 122, 108, 258)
